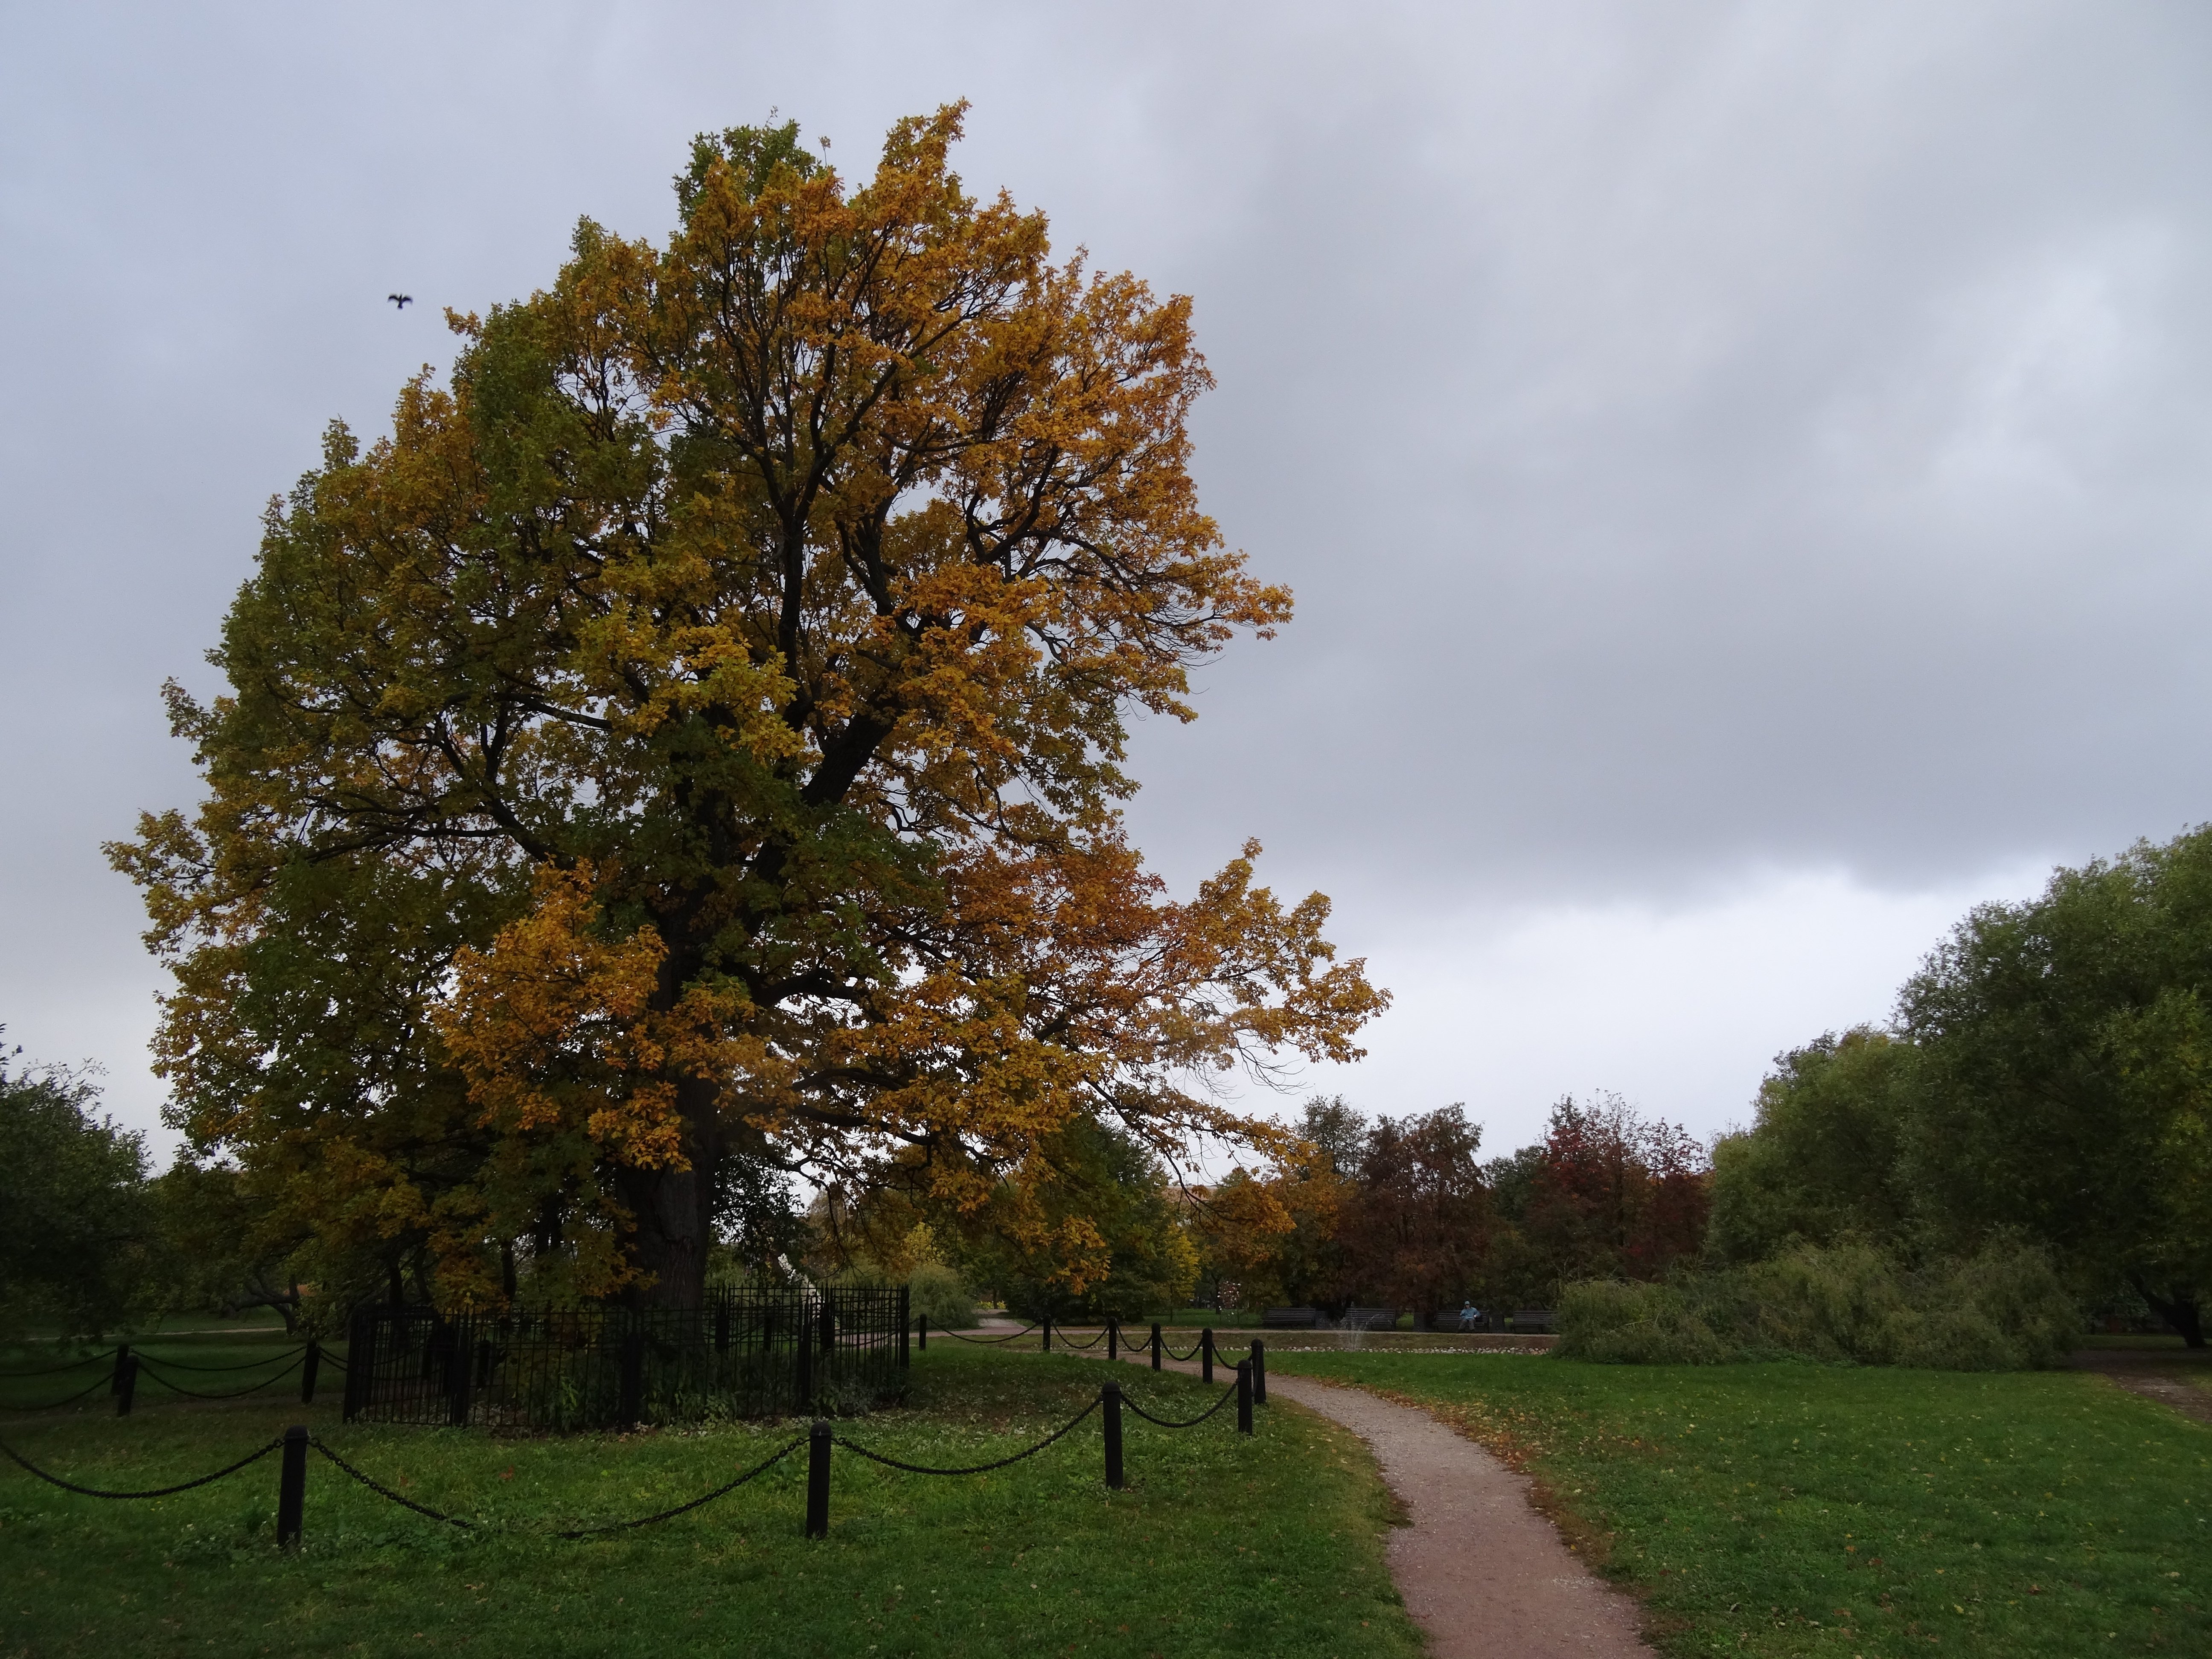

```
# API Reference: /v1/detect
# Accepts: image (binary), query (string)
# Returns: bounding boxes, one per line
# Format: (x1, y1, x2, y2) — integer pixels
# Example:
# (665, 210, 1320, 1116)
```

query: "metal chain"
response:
(1057, 1328, 1107, 1350)
(0, 1351, 115, 1379)
(136, 1354, 304, 1401)
(0, 1371, 118, 1412)
(309, 1440, 474, 1529)
(136, 1347, 311, 1373)
(0, 1433, 282, 1500)
(1162, 1339, 1205, 1362)
(553, 1436, 806, 1537)
(1118, 1380, 1239, 1429)
(835, 1396, 1101, 1476)
(936, 1324, 1041, 1345)
(309, 1434, 808, 1537)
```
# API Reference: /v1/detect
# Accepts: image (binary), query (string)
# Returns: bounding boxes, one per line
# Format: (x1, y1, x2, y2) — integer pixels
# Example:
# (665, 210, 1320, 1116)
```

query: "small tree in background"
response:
(0, 1040, 155, 1341)
(1514, 1093, 1709, 1291)
(1707, 1027, 1918, 1263)
(1333, 1104, 1489, 1325)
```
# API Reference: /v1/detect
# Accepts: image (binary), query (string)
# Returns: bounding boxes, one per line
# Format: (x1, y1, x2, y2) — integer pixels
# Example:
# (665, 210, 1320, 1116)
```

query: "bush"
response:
(1556, 1240, 2078, 1370)
(1556, 1280, 1733, 1365)
(908, 1261, 975, 1330)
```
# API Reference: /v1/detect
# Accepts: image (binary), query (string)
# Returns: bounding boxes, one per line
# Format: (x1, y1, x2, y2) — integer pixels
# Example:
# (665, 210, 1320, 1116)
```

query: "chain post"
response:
(1252, 1338, 1267, 1406)
(1201, 1327, 1214, 1385)
(300, 1340, 321, 1406)
(1041, 1315, 1052, 1353)
(805, 1420, 832, 1539)
(110, 1343, 131, 1397)
(1102, 1382, 1124, 1490)
(917, 1313, 928, 1352)
(276, 1424, 309, 1547)
(1107, 1318, 1118, 1362)
(1150, 1322, 1162, 1371)
(1236, 1360, 1253, 1435)
(115, 1353, 137, 1417)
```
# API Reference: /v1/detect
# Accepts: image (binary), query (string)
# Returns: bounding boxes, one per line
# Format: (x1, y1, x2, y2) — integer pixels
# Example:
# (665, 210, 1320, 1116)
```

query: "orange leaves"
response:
(437, 865, 699, 1173)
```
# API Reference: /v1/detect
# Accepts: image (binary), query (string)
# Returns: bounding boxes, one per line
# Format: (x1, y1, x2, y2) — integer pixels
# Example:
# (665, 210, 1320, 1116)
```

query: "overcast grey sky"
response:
(4, 2, 2208, 1158)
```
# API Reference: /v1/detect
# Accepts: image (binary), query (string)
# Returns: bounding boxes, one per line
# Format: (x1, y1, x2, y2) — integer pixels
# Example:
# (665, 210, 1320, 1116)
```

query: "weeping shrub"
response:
(907, 1260, 976, 1330)
(1556, 1239, 2078, 1369)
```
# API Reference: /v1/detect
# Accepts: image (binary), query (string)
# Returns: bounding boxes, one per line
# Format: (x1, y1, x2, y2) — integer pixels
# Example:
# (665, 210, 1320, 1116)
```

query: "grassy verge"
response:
(1266, 1350, 2210, 1657)
(2, 1341, 1420, 1658)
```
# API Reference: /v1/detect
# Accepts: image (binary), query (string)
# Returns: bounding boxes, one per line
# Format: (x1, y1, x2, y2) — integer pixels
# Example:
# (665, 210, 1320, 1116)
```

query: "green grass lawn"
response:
(1266, 1349, 2210, 1657)
(1, 1338, 1420, 1658)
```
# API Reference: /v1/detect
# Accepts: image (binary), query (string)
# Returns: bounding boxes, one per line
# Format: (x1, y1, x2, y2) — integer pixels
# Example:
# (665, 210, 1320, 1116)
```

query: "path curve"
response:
(2069, 1348, 2212, 1426)
(1095, 1342, 1653, 1657)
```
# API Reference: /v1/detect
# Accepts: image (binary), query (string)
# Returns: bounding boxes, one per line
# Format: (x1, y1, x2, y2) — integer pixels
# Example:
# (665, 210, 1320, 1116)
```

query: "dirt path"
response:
(2069, 1348, 2212, 1426)
(1091, 1342, 1653, 1657)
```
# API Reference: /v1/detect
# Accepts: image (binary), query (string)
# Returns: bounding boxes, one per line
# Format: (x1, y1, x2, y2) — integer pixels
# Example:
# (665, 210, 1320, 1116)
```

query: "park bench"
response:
(1340, 1307, 1399, 1331)
(1262, 1307, 1320, 1328)
(1509, 1308, 1556, 1333)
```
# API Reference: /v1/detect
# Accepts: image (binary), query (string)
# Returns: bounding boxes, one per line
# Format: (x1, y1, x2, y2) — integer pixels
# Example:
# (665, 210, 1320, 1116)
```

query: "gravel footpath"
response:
(1095, 1342, 1654, 1657)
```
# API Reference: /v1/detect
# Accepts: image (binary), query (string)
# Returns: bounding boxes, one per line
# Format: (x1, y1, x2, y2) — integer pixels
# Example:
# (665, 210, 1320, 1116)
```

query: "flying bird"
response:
(387, 293, 412, 309)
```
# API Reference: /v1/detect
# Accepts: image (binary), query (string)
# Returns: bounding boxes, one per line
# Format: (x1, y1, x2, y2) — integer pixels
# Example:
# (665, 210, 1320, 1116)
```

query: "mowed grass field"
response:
(1267, 1348, 2210, 1657)
(0, 1336, 1420, 1659)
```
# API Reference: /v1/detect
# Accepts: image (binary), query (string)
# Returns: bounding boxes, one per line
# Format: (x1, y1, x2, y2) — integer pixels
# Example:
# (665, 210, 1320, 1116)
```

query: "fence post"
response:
(1236, 1360, 1253, 1435)
(917, 1313, 928, 1352)
(1102, 1381, 1124, 1490)
(110, 1343, 131, 1397)
(898, 1312, 910, 1368)
(796, 1307, 813, 1411)
(445, 1325, 474, 1427)
(343, 1309, 372, 1423)
(300, 1340, 321, 1406)
(1107, 1318, 1118, 1362)
(715, 1303, 731, 1356)
(276, 1424, 309, 1548)
(1150, 1323, 1162, 1371)
(805, 1420, 832, 1539)
(1201, 1327, 1213, 1386)
(1041, 1315, 1052, 1353)
(1252, 1338, 1266, 1406)
(618, 1325, 645, 1427)
(819, 1296, 835, 1355)
(898, 1286, 910, 1367)
(114, 1352, 137, 1417)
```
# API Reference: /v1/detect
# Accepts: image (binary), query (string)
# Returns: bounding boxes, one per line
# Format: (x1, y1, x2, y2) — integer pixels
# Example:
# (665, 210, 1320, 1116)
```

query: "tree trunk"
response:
(619, 1162, 713, 1307)
(618, 1074, 721, 1307)
(2131, 1276, 2206, 1349)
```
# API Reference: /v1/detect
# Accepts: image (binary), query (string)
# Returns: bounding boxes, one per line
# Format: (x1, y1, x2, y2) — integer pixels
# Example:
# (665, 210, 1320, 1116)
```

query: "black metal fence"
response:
(342, 1287, 909, 1431)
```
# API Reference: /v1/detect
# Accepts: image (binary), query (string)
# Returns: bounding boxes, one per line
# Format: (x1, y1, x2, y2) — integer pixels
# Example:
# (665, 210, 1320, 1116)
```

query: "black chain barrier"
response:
(834, 1395, 1102, 1476)
(0, 1351, 115, 1379)
(136, 1354, 306, 1402)
(308, 1440, 474, 1529)
(1118, 1380, 1239, 1430)
(936, 1323, 1042, 1345)
(0, 1371, 117, 1413)
(552, 1436, 807, 1537)
(1163, 1338, 1206, 1362)
(139, 1349, 311, 1373)
(0, 1432, 282, 1499)
(1056, 1327, 1108, 1351)
(309, 1433, 811, 1537)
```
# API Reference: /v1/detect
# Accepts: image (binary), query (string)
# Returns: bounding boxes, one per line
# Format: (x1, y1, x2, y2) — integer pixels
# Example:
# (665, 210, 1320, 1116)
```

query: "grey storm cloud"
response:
(3, 2, 2209, 1138)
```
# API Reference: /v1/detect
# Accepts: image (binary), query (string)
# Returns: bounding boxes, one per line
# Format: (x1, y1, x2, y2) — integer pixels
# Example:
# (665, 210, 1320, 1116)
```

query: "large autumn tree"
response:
(112, 108, 1384, 1310)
